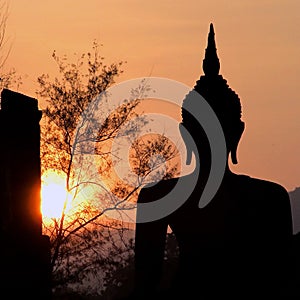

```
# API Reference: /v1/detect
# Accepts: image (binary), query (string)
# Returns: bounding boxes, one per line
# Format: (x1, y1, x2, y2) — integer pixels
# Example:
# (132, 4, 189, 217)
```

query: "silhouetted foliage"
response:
(0, 1, 22, 92)
(37, 42, 179, 297)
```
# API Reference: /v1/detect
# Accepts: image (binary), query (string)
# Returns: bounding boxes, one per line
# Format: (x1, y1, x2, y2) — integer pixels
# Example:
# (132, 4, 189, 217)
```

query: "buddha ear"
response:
(179, 123, 193, 165)
(230, 121, 245, 164)
(186, 144, 193, 165)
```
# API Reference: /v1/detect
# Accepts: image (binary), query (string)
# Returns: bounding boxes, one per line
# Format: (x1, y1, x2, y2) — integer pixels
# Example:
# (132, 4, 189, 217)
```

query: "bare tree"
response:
(37, 42, 179, 296)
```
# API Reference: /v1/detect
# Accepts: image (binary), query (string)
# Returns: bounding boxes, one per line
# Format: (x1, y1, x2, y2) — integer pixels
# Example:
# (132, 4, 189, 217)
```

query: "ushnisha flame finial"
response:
(202, 23, 220, 76)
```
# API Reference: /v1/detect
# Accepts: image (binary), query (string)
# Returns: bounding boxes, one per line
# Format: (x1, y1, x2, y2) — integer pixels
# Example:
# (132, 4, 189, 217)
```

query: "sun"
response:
(41, 169, 70, 219)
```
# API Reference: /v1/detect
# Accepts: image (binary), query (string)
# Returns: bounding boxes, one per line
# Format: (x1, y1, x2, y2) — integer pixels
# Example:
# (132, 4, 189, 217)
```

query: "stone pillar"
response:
(0, 89, 52, 299)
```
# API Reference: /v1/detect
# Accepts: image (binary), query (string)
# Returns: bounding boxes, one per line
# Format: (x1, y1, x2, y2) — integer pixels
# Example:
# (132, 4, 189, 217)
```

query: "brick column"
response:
(0, 89, 52, 299)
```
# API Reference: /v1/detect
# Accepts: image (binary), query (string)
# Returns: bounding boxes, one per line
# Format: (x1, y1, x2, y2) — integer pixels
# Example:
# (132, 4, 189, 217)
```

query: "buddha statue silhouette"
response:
(132, 24, 293, 299)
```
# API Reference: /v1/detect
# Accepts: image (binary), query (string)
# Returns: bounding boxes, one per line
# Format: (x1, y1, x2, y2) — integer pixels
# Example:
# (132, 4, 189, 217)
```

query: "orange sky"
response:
(4, 0, 300, 192)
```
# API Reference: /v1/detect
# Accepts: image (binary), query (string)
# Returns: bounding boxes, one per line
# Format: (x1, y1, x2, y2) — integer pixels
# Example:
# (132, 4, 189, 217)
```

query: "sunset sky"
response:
(4, 0, 300, 192)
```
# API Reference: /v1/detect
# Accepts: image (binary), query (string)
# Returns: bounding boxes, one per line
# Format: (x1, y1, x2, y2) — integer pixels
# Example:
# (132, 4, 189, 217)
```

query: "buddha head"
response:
(180, 23, 244, 168)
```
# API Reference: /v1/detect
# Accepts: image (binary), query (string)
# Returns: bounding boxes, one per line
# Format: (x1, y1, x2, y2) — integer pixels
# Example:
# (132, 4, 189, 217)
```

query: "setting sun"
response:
(41, 169, 70, 219)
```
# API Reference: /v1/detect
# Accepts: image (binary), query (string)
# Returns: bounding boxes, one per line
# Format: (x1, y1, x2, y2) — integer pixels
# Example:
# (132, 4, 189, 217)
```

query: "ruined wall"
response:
(0, 89, 51, 299)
